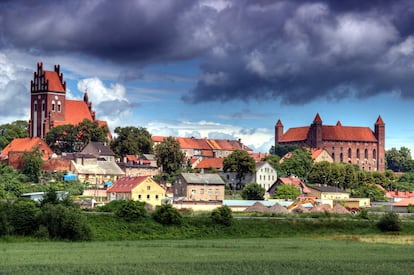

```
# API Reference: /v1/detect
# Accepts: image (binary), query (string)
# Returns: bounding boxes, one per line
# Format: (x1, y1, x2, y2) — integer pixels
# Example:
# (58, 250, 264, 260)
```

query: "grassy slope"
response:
(1, 238, 414, 274)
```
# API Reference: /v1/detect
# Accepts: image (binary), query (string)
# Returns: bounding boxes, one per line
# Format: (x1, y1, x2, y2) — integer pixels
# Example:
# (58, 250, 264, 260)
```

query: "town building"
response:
(174, 173, 225, 201)
(275, 113, 385, 171)
(29, 62, 108, 138)
(107, 176, 166, 207)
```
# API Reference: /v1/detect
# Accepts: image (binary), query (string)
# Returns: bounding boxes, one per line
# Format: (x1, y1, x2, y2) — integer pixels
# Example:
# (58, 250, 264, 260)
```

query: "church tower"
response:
(274, 119, 284, 146)
(29, 62, 66, 138)
(374, 115, 385, 172)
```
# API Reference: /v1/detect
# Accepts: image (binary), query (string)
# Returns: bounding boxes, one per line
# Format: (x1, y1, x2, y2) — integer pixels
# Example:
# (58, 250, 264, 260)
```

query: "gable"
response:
(44, 71, 65, 92)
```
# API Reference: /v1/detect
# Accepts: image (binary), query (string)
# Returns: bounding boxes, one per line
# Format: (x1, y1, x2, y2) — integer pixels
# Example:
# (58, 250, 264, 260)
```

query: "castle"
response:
(29, 62, 107, 138)
(275, 113, 385, 171)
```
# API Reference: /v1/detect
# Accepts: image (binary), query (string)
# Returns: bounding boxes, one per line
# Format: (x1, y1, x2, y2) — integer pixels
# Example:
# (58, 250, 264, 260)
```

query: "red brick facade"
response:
(275, 114, 385, 171)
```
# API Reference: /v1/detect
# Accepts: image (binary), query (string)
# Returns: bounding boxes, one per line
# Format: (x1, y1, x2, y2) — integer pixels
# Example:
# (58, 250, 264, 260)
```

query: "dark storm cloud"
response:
(1, 0, 414, 105)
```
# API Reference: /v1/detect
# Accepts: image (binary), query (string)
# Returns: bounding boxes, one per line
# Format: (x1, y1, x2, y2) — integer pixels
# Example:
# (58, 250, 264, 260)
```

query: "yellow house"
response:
(307, 185, 350, 200)
(107, 176, 166, 207)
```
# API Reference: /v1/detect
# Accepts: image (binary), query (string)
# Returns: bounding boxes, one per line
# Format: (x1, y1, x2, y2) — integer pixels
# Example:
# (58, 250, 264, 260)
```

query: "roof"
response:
(71, 159, 125, 176)
(81, 142, 115, 157)
(277, 176, 311, 193)
(44, 71, 65, 92)
(54, 100, 93, 127)
(195, 158, 224, 169)
(308, 185, 348, 193)
(180, 173, 225, 185)
(107, 176, 148, 192)
(393, 197, 414, 207)
(1, 137, 54, 160)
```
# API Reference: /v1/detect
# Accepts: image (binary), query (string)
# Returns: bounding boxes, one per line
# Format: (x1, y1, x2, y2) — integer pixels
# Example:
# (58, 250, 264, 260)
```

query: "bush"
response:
(210, 205, 233, 226)
(38, 204, 93, 241)
(9, 199, 40, 235)
(0, 201, 12, 236)
(152, 204, 182, 226)
(377, 212, 401, 232)
(97, 200, 126, 213)
(116, 200, 147, 222)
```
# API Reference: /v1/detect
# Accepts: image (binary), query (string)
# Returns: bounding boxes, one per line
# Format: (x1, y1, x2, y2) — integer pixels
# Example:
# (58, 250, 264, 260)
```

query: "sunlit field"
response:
(1, 237, 413, 274)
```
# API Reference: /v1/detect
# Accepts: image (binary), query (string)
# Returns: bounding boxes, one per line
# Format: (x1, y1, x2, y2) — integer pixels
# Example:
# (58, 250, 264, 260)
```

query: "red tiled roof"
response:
(107, 176, 148, 192)
(386, 190, 414, 199)
(1, 137, 54, 160)
(44, 71, 65, 92)
(195, 158, 224, 169)
(394, 197, 414, 207)
(151, 136, 165, 143)
(279, 125, 377, 142)
(375, 115, 384, 125)
(201, 150, 214, 157)
(278, 176, 311, 193)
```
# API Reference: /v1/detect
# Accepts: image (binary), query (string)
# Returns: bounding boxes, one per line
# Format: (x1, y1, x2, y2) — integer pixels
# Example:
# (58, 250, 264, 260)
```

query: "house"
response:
(268, 176, 311, 197)
(0, 137, 56, 169)
(80, 141, 116, 161)
(275, 113, 385, 171)
(174, 173, 225, 201)
(29, 62, 109, 139)
(392, 197, 414, 213)
(194, 157, 224, 173)
(307, 185, 350, 200)
(118, 154, 160, 177)
(254, 162, 277, 191)
(107, 176, 166, 207)
(311, 148, 333, 163)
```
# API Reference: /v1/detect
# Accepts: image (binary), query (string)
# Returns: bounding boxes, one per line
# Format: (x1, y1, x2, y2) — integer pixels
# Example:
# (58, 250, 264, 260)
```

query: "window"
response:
(42, 101, 45, 111)
(364, 149, 368, 159)
(208, 189, 212, 195)
(52, 100, 55, 112)
(373, 149, 376, 159)
(348, 148, 351, 158)
(147, 186, 151, 191)
(200, 189, 204, 194)
(146, 194, 150, 200)
(155, 195, 159, 200)
(58, 101, 61, 112)
(339, 153, 343, 162)
(356, 149, 360, 159)
(215, 189, 220, 195)
(138, 194, 142, 200)
(192, 189, 196, 194)
(34, 101, 38, 112)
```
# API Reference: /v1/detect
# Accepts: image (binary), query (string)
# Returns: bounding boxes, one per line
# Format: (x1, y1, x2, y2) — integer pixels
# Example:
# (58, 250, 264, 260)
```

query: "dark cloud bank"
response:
(1, 0, 414, 105)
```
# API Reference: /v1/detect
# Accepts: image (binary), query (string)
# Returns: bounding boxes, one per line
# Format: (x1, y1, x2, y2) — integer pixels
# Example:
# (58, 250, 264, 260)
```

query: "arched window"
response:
(34, 101, 38, 112)
(52, 100, 55, 112)
(42, 100, 45, 112)
(364, 149, 368, 159)
(348, 148, 352, 158)
(340, 153, 343, 162)
(331, 152, 335, 160)
(58, 101, 62, 112)
(373, 149, 377, 159)
(356, 149, 360, 159)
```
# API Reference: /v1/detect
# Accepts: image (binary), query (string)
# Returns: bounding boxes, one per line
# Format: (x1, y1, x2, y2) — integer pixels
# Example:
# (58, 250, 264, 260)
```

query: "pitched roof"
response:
(44, 71, 65, 92)
(308, 185, 348, 193)
(393, 197, 414, 207)
(81, 142, 115, 157)
(71, 159, 125, 175)
(180, 173, 225, 185)
(278, 176, 311, 193)
(1, 137, 54, 160)
(107, 176, 148, 192)
(195, 158, 224, 169)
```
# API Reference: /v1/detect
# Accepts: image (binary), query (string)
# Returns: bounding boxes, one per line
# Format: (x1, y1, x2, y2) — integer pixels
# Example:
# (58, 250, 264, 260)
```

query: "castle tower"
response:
(309, 113, 323, 148)
(374, 115, 385, 171)
(274, 119, 284, 146)
(29, 62, 67, 138)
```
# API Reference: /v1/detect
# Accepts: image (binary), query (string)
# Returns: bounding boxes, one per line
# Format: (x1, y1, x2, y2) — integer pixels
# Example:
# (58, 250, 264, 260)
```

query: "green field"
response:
(1, 237, 413, 274)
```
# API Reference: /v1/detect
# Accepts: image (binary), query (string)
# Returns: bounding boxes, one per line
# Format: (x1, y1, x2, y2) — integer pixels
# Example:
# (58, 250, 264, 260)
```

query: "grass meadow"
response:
(1, 237, 414, 274)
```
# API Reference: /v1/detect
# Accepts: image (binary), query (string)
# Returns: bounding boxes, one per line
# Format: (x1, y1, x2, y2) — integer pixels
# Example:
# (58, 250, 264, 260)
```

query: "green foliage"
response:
(40, 187, 61, 206)
(241, 183, 265, 200)
(274, 184, 300, 200)
(9, 199, 40, 235)
(22, 148, 43, 183)
(0, 163, 27, 199)
(116, 200, 148, 222)
(0, 201, 12, 235)
(0, 120, 28, 149)
(96, 199, 127, 213)
(210, 205, 233, 226)
(351, 184, 386, 201)
(377, 212, 401, 232)
(110, 126, 153, 158)
(357, 208, 369, 219)
(45, 119, 108, 154)
(261, 154, 281, 172)
(407, 204, 414, 213)
(223, 150, 256, 184)
(280, 148, 313, 178)
(270, 144, 301, 158)
(38, 204, 92, 241)
(152, 204, 182, 225)
(154, 137, 184, 178)
(386, 147, 413, 172)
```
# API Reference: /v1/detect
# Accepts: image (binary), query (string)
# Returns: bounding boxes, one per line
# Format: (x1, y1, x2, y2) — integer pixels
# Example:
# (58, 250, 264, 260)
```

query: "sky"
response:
(0, 0, 414, 154)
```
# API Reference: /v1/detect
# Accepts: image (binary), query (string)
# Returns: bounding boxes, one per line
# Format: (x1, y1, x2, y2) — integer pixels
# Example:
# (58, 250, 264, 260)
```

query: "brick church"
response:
(275, 113, 385, 171)
(29, 62, 108, 138)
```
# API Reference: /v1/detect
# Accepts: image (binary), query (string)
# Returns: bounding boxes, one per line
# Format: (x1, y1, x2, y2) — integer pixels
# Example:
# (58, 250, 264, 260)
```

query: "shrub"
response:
(97, 200, 127, 213)
(377, 212, 401, 232)
(0, 201, 12, 236)
(116, 200, 147, 222)
(9, 199, 40, 235)
(210, 205, 233, 226)
(38, 204, 93, 241)
(357, 208, 369, 220)
(152, 204, 182, 226)
(407, 204, 414, 213)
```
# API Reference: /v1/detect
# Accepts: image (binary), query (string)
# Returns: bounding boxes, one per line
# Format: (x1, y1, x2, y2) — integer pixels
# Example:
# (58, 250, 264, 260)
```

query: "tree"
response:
(270, 144, 301, 158)
(0, 120, 28, 149)
(261, 154, 281, 172)
(115, 200, 147, 222)
(210, 205, 233, 226)
(386, 147, 413, 172)
(241, 183, 265, 200)
(280, 148, 313, 178)
(351, 184, 386, 201)
(22, 148, 43, 183)
(152, 204, 182, 226)
(274, 184, 300, 200)
(154, 137, 184, 180)
(0, 164, 27, 199)
(110, 126, 153, 158)
(76, 119, 109, 150)
(223, 150, 256, 185)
